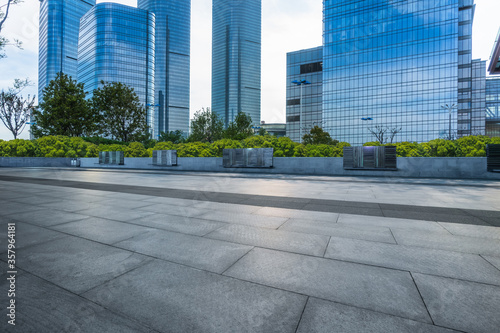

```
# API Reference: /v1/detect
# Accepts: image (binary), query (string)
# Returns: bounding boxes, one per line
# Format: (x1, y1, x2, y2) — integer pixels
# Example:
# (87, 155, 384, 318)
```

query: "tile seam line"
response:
(409, 271, 435, 325)
(293, 296, 309, 333)
(1, 175, 497, 220)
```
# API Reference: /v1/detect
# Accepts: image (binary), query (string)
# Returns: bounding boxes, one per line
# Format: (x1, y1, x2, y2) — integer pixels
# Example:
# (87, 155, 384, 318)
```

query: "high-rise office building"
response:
(77, 3, 155, 134)
(322, 0, 482, 145)
(38, 0, 95, 99)
(286, 47, 323, 142)
(212, 0, 261, 128)
(137, 0, 191, 136)
(486, 77, 500, 137)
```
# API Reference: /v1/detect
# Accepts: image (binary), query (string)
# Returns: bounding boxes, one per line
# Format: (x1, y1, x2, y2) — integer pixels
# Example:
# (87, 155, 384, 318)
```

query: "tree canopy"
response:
(91, 81, 149, 142)
(302, 126, 338, 145)
(31, 72, 95, 137)
(223, 111, 254, 140)
(188, 107, 224, 143)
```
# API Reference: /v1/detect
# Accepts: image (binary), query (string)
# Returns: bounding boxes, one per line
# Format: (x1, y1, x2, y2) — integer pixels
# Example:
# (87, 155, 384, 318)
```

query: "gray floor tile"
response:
(438, 222, 500, 240)
(297, 298, 458, 333)
(338, 214, 448, 233)
(482, 216, 500, 227)
(7, 209, 90, 226)
(253, 207, 339, 222)
(142, 196, 198, 206)
(192, 201, 261, 214)
(10, 194, 62, 205)
(114, 229, 252, 273)
(325, 237, 500, 286)
(136, 203, 207, 218)
(78, 204, 155, 222)
(0, 202, 46, 217)
(303, 204, 385, 216)
(197, 210, 289, 229)
(383, 210, 490, 225)
(224, 248, 431, 323)
(93, 198, 156, 209)
(280, 219, 397, 244)
(2, 273, 154, 333)
(17, 236, 151, 294)
(0, 222, 66, 253)
(131, 213, 227, 236)
(39, 199, 97, 212)
(482, 255, 500, 271)
(413, 273, 500, 333)
(391, 229, 500, 256)
(83, 259, 306, 333)
(49, 217, 154, 244)
(205, 224, 329, 256)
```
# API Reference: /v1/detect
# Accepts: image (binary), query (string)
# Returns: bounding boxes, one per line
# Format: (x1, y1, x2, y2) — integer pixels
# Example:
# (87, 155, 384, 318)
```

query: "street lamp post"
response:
(292, 79, 311, 143)
(441, 103, 457, 140)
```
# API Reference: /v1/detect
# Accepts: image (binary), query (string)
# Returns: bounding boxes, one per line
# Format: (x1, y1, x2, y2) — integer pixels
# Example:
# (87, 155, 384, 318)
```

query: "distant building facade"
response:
(77, 3, 155, 134)
(322, 0, 483, 145)
(137, 0, 191, 136)
(256, 122, 286, 137)
(486, 77, 500, 137)
(286, 46, 323, 142)
(212, 0, 261, 128)
(38, 0, 95, 99)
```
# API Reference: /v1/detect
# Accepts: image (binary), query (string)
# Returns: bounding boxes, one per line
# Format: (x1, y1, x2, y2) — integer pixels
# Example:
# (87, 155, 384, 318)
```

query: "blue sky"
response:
(0, 0, 498, 140)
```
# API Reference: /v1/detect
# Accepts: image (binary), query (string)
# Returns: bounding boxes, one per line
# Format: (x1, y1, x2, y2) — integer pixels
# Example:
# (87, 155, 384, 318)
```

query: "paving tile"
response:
(131, 213, 226, 236)
(50, 217, 154, 244)
(205, 224, 329, 256)
(136, 203, 207, 218)
(77, 204, 155, 222)
(92, 198, 156, 209)
(0, 222, 66, 254)
(482, 255, 500, 271)
(190, 201, 261, 214)
(413, 273, 500, 333)
(462, 209, 500, 219)
(17, 236, 151, 294)
(438, 222, 500, 240)
(253, 207, 339, 222)
(7, 208, 90, 227)
(142, 196, 199, 206)
(114, 229, 252, 273)
(83, 259, 306, 333)
(280, 219, 396, 244)
(2, 273, 154, 333)
(197, 210, 289, 229)
(297, 298, 458, 333)
(242, 198, 309, 209)
(480, 217, 500, 227)
(224, 248, 431, 323)
(9, 194, 62, 205)
(338, 214, 448, 233)
(391, 229, 500, 256)
(324, 237, 500, 286)
(0, 202, 46, 217)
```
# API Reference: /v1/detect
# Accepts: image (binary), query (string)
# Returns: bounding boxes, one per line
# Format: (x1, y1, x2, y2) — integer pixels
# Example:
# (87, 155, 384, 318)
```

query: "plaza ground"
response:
(1, 167, 499, 332)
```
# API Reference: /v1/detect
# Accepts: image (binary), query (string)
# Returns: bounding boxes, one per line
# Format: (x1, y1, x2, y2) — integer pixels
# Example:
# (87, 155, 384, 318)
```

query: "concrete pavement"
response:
(0, 168, 499, 332)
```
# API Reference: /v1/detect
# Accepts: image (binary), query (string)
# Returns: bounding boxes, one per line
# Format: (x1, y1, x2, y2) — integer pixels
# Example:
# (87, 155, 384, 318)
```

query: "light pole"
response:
(441, 103, 457, 140)
(292, 79, 311, 143)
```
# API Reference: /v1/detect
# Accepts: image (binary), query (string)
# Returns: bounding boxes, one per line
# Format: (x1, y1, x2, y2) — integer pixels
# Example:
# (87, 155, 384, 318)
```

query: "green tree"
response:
(31, 73, 95, 138)
(223, 111, 254, 140)
(188, 107, 223, 143)
(158, 130, 185, 143)
(258, 127, 268, 136)
(0, 89, 35, 139)
(302, 126, 338, 145)
(91, 81, 149, 142)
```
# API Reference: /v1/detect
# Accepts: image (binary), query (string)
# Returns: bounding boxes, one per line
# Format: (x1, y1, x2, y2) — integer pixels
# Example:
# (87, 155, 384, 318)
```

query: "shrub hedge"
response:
(0, 135, 499, 158)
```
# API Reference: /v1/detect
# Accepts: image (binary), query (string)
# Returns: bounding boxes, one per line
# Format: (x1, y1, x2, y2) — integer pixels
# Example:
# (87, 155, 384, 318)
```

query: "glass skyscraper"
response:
(322, 0, 480, 145)
(286, 47, 323, 142)
(486, 77, 500, 137)
(212, 0, 261, 128)
(38, 0, 95, 99)
(137, 0, 191, 136)
(77, 3, 155, 135)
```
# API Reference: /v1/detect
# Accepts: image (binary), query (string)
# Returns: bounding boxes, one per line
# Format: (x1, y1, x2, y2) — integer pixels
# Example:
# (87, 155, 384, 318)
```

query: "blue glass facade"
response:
(486, 77, 500, 137)
(137, 0, 191, 136)
(212, 0, 261, 128)
(38, 0, 95, 99)
(322, 0, 478, 145)
(286, 47, 323, 142)
(77, 3, 155, 135)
